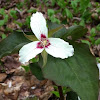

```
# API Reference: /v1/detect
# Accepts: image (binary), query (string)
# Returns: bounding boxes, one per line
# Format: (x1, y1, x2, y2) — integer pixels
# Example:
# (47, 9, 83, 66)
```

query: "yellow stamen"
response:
(43, 40, 47, 46)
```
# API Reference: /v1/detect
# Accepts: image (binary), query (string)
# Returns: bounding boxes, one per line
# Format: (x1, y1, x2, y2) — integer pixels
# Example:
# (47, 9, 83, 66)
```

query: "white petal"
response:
(97, 63, 100, 79)
(78, 97, 81, 100)
(45, 38, 74, 59)
(30, 12, 48, 40)
(19, 41, 44, 64)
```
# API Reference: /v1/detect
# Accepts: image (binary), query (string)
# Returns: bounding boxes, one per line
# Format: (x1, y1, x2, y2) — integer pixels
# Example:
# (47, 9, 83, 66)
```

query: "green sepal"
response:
(41, 50, 48, 67)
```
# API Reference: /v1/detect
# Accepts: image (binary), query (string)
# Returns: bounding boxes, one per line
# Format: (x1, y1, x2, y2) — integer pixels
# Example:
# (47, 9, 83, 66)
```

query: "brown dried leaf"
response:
(0, 73, 7, 82)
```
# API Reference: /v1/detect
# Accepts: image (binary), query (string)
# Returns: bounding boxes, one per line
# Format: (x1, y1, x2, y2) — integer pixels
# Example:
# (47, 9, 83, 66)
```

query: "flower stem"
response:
(58, 86, 64, 100)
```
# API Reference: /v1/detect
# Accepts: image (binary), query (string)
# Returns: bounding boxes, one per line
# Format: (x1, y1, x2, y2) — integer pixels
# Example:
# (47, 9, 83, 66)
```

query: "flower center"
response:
(37, 34, 50, 49)
(42, 40, 47, 46)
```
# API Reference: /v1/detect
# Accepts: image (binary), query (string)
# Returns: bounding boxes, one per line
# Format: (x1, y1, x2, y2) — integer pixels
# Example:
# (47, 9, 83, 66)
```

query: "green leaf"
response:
(0, 20, 5, 26)
(10, 10, 17, 19)
(81, 40, 91, 47)
(1, 34, 7, 39)
(95, 38, 100, 45)
(50, 17, 60, 24)
(25, 16, 31, 28)
(48, 25, 62, 36)
(22, 65, 30, 72)
(27, 9, 37, 13)
(47, 9, 55, 17)
(51, 91, 60, 97)
(0, 8, 5, 15)
(0, 15, 8, 26)
(48, 25, 65, 38)
(96, 24, 100, 31)
(71, 0, 79, 10)
(48, 21, 67, 38)
(14, 21, 23, 27)
(62, 25, 88, 41)
(30, 63, 44, 80)
(90, 28, 96, 37)
(64, 8, 73, 19)
(4, 15, 8, 23)
(40, 43, 99, 100)
(80, 0, 90, 13)
(0, 31, 31, 58)
(48, 23, 87, 41)
(48, 21, 62, 30)
(79, 19, 85, 26)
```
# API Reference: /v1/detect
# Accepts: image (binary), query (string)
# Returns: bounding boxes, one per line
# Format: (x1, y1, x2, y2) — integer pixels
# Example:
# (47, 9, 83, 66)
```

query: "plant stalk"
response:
(58, 86, 64, 100)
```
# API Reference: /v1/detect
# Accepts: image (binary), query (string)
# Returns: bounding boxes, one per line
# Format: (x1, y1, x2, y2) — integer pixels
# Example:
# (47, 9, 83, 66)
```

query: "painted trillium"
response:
(19, 12, 74, 64)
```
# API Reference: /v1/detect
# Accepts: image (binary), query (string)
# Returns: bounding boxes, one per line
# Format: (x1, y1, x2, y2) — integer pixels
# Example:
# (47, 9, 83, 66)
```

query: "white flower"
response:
(19, 12, 74, 64)
(78, 96, 81, 100)
(97, 63, 100, 79)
